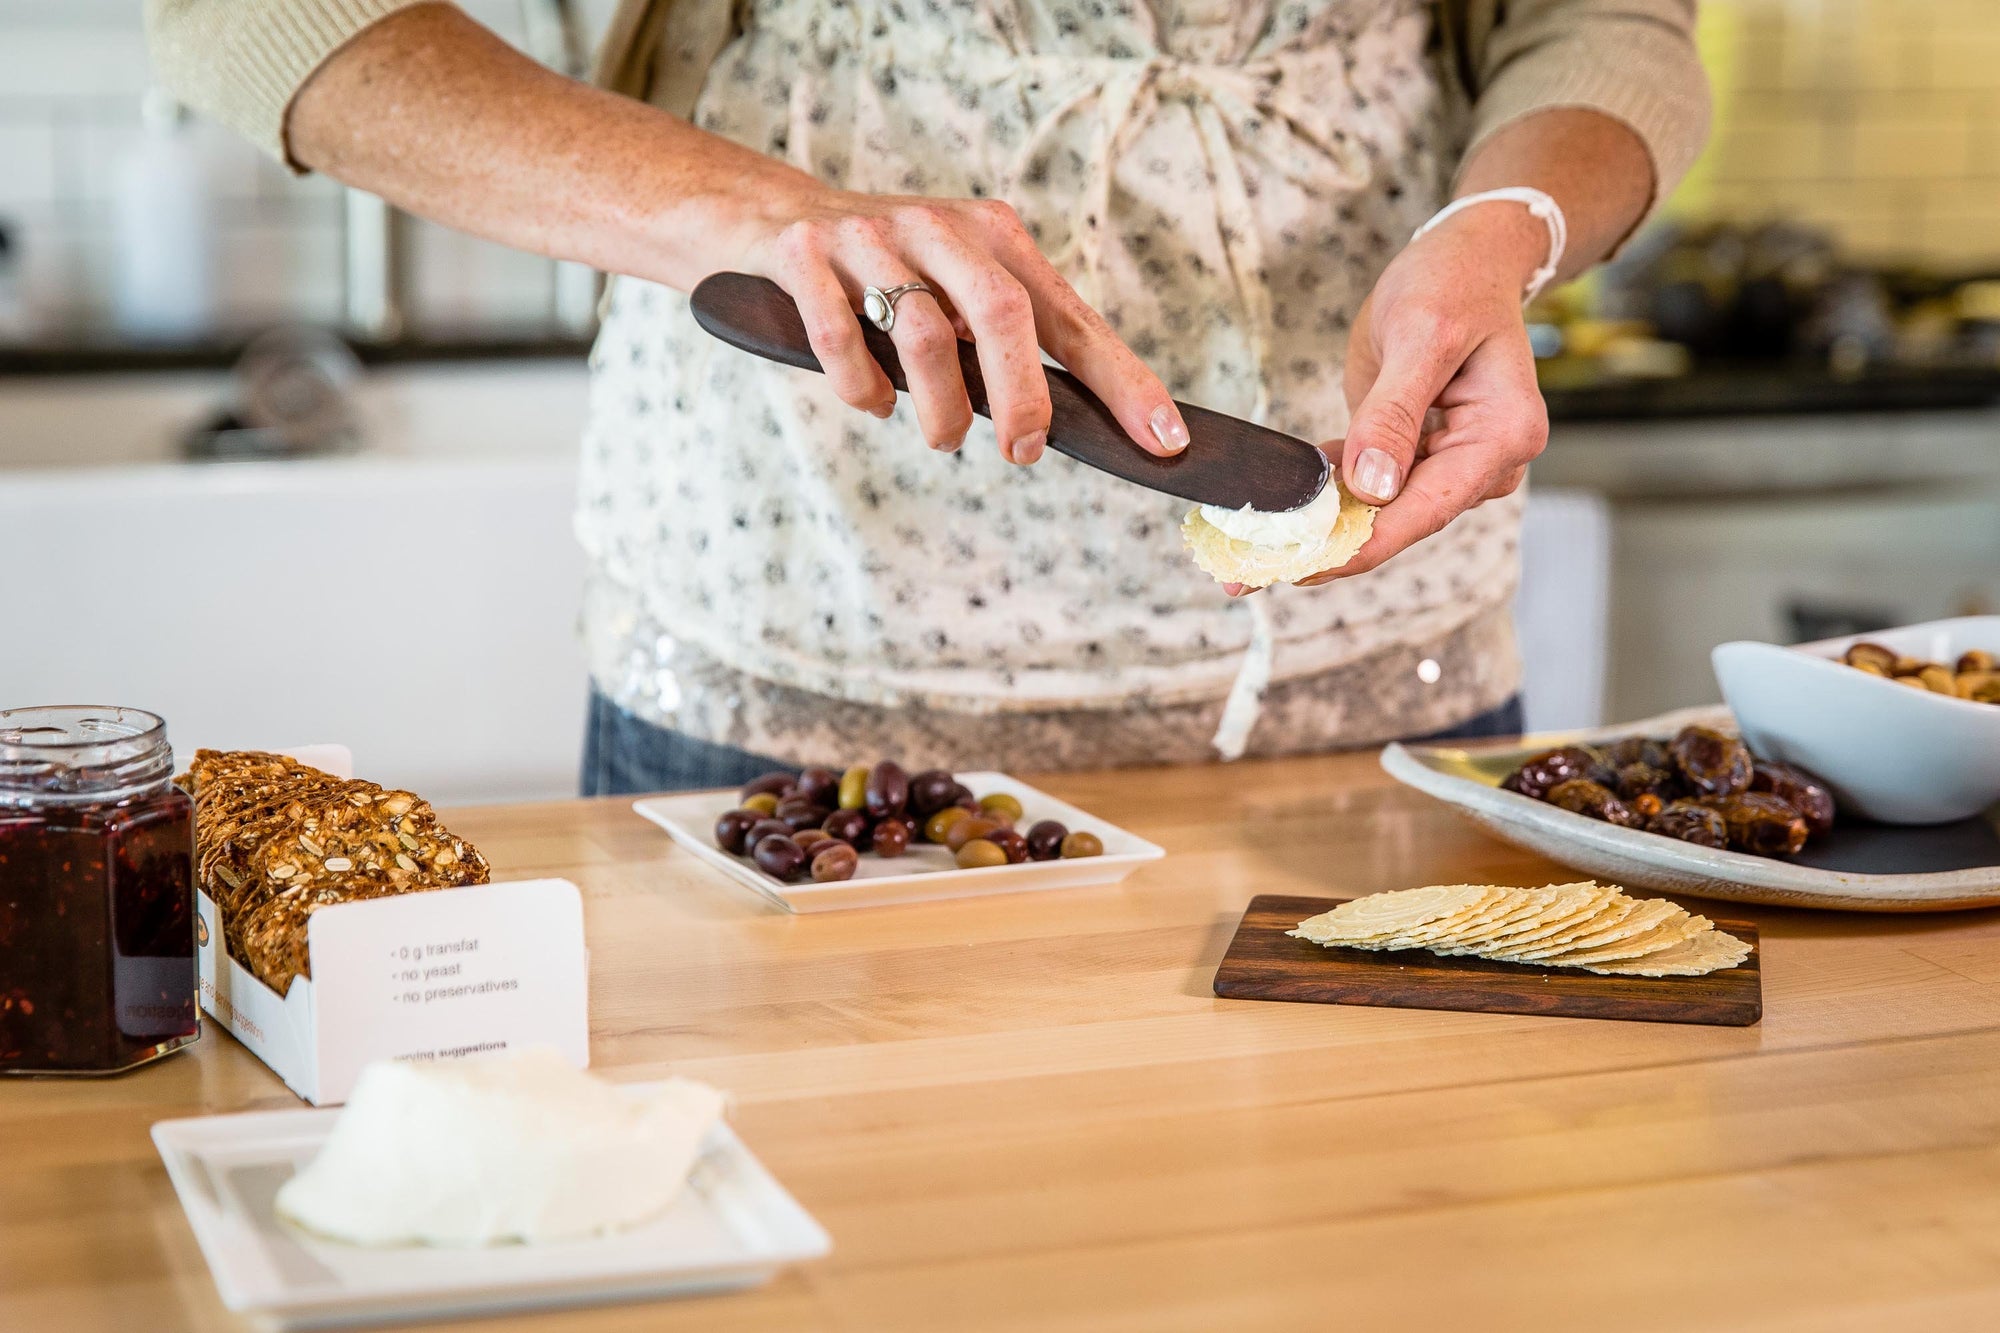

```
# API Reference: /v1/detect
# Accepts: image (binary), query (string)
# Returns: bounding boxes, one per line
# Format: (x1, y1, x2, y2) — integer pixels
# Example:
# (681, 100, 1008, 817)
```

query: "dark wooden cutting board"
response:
(1214, 894, 1762, 1027)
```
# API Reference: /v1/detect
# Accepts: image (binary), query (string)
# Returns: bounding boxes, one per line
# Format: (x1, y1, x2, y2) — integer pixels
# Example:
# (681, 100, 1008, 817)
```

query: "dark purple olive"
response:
(907, 769, 957, 818)
(948, 781, 978, 812)
(744, 818, 792, 852)
(794, 765, 840, 808)
(774, 796, 832, 832)
(713, 809, 760, 855)
(821, 808, 869, 846)
(986, 827, 1032, 864)
(865, 761, 909, 818)
(752, 832, 809, 881)
(740, 770, 798, 803)
(1025, 819, 1068, 861)
(871, 818, 912, 857)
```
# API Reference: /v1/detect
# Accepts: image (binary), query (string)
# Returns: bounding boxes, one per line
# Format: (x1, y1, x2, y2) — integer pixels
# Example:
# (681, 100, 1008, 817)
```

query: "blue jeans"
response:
(579, 690, 1526, 797)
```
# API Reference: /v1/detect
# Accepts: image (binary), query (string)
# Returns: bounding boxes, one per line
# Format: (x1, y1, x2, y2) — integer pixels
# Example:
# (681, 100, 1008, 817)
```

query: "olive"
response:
(775, 796, 832, 832)
(986, 827, 1031, 863)
(866, 761, 910, 818)
(948, 781, 978, 811)
(741, 792, 780, 817)
(945, 816, 1002, 853)
(955, 839, 1009, 870)
(792, 828, 835, 854)
(713, 809, 760, 855)
(745, 818, 793, 851)
(977, 792, 1025, 823)
(837, 764, 870, 811)
(907, 769, 958, 818)
(871, 817, 912, 858)
(1750, 761, 1836, 837)
(1668, 726, 1753, 798)
(1059, 830, 1104, 859)
(740, 771, 797, 803)
(925, 807, 970, 844)
(794, 765, 841, 808)
(821, 808, 869, 846)
(752, 833, 808, 880)
(1025, 819, 1068, 861)
(810, 842, 859, 883)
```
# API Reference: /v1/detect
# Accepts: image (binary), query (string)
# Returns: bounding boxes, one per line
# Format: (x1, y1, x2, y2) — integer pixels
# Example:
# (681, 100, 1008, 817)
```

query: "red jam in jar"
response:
(0, 706, 199, 1074)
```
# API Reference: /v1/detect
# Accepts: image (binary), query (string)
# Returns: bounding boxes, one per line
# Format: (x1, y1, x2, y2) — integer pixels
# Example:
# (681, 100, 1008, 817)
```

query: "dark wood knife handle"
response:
(688, 272, 1328, 512)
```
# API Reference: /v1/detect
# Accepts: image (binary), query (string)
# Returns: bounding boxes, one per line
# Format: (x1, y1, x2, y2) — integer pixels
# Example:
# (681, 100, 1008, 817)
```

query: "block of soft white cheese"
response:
(274, 1047, 726, 1246)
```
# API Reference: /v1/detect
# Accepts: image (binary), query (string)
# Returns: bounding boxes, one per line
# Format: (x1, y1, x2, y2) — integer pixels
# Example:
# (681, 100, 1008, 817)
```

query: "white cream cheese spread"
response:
(275, 1047, 726, 1246)
(1196, 478, 1351, 550)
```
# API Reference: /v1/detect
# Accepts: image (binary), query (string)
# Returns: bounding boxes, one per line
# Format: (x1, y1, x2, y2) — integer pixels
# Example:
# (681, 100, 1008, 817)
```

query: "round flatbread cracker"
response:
(1479, 889, 1633, 959)
(1430, 885, 1595, 953)
(1508, 897, 1686, 963)
(1432, 883, 1608, 956)
(1581, 928, 1751, 977)
(1290, 884, 1499, 948)
(1181, 485, 1377, 590)
(1549, 912, 1713, 968)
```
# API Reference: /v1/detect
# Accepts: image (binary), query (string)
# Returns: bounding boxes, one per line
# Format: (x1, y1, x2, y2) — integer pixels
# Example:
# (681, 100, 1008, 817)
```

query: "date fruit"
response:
(1646, 800, 1728, 849)
(1500, 747, 1605, 800)
(1546, 778, 1646, 829)
(1668, 726, 1753, 798)
(1750, 761, 1836, 837)
(1703, 792, 1809, 856)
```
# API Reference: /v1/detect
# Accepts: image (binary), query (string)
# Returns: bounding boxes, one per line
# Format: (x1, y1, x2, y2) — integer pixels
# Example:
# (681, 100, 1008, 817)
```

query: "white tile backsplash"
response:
(0, 1, 593, 340)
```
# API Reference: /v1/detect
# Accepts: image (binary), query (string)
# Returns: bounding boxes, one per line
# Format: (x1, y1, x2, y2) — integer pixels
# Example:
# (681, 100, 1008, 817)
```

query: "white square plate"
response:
(152, 1091, 829, 1330)
(634, 771, 1165, 912)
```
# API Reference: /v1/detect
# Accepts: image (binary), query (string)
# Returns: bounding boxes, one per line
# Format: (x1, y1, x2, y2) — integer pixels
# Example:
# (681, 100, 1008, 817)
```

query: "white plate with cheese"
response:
(152, 1082, 829, 1329)
(634, 771, 1164, 912)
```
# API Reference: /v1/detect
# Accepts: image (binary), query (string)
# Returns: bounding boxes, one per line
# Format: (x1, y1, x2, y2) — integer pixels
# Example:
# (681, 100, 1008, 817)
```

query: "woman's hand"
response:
(735, 185, 1189, 464)
(1291, 204, 1551, 587)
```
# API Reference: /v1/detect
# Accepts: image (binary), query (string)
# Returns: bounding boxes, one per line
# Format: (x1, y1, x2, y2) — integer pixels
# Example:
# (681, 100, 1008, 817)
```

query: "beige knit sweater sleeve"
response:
(142, 0, 436, 165)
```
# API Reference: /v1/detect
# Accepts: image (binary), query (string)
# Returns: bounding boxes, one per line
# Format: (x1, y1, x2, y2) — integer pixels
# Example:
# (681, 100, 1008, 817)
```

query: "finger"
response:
(900, 222, 1052, 464)
(1324, 434, 1522, 581)
(863, 262, 974, 452)
(1340, 316, 1466, 505)
(773, 236, 895, 419)
(967, 200, 1189, 458)
(1483, 464, 1528, 502)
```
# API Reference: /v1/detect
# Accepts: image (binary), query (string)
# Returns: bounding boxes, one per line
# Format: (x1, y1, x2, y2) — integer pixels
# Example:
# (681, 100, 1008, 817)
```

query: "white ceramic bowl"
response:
(1712, 616, 2000, 825)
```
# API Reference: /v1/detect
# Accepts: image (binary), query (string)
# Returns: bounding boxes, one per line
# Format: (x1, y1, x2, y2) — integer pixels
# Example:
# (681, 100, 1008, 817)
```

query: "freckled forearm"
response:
(286, 3, 818, 291)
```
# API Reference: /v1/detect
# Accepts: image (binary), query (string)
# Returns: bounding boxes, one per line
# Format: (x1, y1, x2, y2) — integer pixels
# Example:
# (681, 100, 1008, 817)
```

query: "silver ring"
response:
(862, 281, 933, 333)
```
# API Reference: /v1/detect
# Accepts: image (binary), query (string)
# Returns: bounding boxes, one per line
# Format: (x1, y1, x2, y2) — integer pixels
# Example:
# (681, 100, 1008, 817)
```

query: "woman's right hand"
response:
(733, 186, 1190, 465)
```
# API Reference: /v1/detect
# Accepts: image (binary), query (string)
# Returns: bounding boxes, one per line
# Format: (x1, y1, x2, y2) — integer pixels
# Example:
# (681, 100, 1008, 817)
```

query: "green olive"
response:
(955, 838, 1008, 870)
(837, 763, 871, 811)
(977, 792, 1025, 823)
(741, 792, 780, 817)
(1059, 830, 1104, 859)
(924, 806, 970, 844)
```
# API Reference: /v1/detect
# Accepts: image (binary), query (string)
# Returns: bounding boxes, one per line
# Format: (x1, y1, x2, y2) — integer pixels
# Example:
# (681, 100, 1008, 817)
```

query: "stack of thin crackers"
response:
(1288, 882, 1750, 977)
(180, 750, 490, 994)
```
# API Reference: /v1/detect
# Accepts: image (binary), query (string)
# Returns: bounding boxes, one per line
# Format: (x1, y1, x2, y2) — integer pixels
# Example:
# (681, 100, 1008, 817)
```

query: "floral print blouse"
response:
(576, 0, 1525, 768)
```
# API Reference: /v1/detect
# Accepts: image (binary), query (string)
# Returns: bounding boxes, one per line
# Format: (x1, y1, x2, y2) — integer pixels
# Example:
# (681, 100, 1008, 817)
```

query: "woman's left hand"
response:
(1289, 204, 1552, 587)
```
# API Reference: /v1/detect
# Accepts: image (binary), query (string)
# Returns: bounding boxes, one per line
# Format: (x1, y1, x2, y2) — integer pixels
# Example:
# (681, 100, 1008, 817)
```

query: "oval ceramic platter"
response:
(1381, 706, 2000, 913)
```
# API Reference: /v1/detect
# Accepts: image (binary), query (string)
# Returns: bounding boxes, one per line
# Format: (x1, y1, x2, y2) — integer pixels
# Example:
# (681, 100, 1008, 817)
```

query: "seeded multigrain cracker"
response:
(179, 749, 490, 987)
(1290, 882, 1749, 978)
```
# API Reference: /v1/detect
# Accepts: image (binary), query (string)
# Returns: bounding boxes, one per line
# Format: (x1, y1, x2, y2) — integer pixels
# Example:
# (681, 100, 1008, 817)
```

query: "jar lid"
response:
(0, 705, 175, 803)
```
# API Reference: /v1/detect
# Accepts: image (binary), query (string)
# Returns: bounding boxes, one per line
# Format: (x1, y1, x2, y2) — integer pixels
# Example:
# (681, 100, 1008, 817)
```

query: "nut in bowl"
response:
(1712, 616, 2000, 825)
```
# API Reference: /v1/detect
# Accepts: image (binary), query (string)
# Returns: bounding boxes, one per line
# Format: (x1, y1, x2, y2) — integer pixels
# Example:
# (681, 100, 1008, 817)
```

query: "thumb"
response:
(1341, 335, 1459, 505)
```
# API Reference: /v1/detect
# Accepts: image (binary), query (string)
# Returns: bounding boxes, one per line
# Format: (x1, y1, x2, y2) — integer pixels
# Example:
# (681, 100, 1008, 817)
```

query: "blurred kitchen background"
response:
(3, 0, 1998, 802)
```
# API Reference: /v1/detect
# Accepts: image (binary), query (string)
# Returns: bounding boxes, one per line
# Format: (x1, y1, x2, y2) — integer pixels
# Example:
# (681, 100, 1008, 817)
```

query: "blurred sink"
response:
(0, 361, 593, 804)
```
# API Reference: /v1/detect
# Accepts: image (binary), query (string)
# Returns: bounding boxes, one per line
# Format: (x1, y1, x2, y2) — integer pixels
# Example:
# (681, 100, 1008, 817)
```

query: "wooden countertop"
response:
(8, 752, 2000, 1331)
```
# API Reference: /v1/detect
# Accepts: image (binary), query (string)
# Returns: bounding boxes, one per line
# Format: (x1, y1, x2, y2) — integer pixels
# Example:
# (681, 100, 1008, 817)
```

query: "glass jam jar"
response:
(0, 706, 199, 1074)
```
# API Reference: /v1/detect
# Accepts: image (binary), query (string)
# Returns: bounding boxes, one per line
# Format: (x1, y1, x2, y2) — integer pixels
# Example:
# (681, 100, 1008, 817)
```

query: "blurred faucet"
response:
(339, 0, 600, 342)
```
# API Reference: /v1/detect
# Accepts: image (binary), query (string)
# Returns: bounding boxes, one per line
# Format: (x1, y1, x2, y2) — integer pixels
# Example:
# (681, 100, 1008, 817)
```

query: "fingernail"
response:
(871, 403, 895, 420)
(1149, 404, 1190, 454)
(1011, 429, 1046, 465)
(938, 434, 964, 453)
(1352, 447, 1401, 503)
